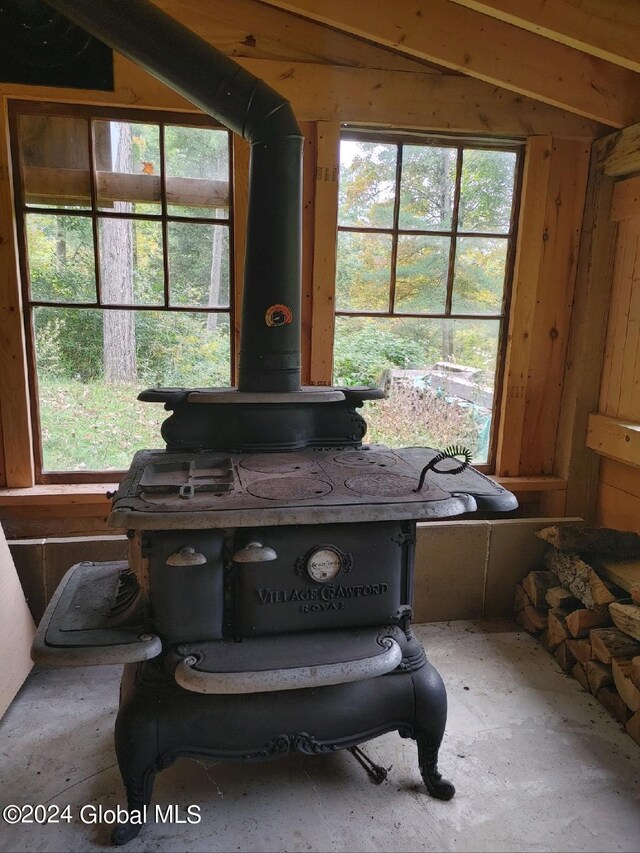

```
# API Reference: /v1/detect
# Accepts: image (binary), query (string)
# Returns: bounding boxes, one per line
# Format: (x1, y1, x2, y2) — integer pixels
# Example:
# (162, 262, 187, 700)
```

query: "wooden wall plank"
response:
(520, 137, 590, 474)
(496, 136, 551, 476)
(0, 55, 605, 138)
(599, 456, 640, 498)
(0, 98, 34, 488)
(231, 135, 250, 382)
(554, 136, 618, 520)
(261, 0, 638, 126)
(601, 218, 638, 417)
(611, 176, 640, 222)
(596, 481, 640, 535)
(497, 136, 590, 477)
(309, 121, 340, 386)
(299, 121, 316, 385)
(618, 219, 640, 420)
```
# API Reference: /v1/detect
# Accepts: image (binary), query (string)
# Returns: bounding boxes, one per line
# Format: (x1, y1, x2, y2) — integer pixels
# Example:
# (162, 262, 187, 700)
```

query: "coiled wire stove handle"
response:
(414, 444, 472, 492)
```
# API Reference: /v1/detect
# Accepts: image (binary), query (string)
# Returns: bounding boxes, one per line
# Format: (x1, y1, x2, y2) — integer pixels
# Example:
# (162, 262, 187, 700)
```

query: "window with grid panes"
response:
(9, 103, 234, 480)
(333, 132, 521, 469)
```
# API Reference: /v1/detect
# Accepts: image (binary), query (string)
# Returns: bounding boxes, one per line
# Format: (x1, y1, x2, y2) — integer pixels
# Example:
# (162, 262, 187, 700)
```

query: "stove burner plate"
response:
(345, 474, 419, 497)
(331, 450, 396, 468)
(239, 453, 317, 474)
(246, 477, 332, 501)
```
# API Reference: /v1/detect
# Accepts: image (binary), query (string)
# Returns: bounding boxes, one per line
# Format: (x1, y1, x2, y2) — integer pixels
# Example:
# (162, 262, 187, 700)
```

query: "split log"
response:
(566, 638, 592, 663)
(632, 657, 640, 690)
(585, 660, 613, 694)
(547, 609, 571, 647)
(590, 628, 640, 664)
(536, 525, 640, 557)
(522, 570, 558, 609)
(554, 641, 576, 673)
(627, 710, 640, 745)
(543, 551, 616, 611)
(612, 659, 640, 712)
(631, 583, 640, 606)
(545, 586, 579, 610)
(596, 686, 631, 724)
(565, 608, 611, 638)
(590, 558, 640, 595)
(513, 582, 531, 614)
(572, 661, 590, 691)
(516, 606, 546, 634)
(608, 602, 640, 642)
(539, 629, 554, 653)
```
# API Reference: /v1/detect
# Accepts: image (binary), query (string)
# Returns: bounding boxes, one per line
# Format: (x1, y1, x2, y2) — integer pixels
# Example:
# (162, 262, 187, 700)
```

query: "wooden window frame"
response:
(8, 100, 236, 484)
(333, 129, 525, 473)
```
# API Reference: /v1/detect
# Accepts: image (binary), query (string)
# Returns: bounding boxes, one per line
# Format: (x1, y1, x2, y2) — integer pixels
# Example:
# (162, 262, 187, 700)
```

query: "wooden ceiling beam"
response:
(150, 0, 439, 73)
(448, 1, 640, 74)
(258, 0, 640, 127)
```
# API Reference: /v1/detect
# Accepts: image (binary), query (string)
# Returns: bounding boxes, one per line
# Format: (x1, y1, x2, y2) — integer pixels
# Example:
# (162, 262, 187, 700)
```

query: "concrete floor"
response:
(1, 620, 638, 853)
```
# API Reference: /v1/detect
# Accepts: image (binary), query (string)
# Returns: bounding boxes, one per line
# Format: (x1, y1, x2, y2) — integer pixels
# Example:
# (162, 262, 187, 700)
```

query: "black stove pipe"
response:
(44, 0, 303, 393)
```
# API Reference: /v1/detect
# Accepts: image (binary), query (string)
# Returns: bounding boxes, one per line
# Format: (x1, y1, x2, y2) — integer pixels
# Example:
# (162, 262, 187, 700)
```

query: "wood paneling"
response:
(555, 136, 618, 520)
(497, 136, 590, 477)
(0, 98, 34, 488)
(0, 54, 606, 138)
(591, 169, 640, 532)
(309, 122, 340, 386)
(261, 0, 638, 126)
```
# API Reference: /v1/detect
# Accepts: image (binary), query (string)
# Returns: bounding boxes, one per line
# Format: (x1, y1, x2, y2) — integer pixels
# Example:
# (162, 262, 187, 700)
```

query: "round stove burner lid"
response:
(345, 473, 419, 497)
(331, 450, 396, 468)
(239, 453, 317, 474)
(246, 477, 332, 501)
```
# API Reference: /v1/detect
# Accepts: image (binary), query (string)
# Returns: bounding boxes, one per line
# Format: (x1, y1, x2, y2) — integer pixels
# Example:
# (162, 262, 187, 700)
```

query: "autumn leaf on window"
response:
(142, 162, 155, 174)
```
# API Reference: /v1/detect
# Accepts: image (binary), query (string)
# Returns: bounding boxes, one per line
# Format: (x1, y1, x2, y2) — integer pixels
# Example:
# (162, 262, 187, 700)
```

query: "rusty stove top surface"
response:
(109, 445, 516, 529)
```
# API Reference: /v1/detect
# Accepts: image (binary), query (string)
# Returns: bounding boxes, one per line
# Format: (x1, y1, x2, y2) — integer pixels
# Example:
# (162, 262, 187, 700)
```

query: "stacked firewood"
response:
(514, 524, 640, 746)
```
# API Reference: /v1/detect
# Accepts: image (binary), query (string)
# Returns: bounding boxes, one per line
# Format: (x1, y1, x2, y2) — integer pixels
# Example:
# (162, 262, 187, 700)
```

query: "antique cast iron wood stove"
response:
(34, 0, 518, 844)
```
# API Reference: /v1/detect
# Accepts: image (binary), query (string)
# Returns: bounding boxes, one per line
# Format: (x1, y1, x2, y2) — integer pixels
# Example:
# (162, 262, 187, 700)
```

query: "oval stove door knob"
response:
(232, 541, 278, 563)
(166, 546, 207, 566)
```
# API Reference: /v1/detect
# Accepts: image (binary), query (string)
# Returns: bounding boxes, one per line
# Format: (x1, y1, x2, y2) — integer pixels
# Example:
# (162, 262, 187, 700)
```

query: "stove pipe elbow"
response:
(45, 0, 303, 392)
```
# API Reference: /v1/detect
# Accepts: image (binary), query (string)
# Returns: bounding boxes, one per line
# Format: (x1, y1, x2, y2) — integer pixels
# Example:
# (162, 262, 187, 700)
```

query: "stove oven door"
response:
(229, 520, 411, 637)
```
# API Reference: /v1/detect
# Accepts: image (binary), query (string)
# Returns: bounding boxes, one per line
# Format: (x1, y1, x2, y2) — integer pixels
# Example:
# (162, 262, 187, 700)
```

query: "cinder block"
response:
(484, 517, 582, 618)
(414, 521, 490, 622)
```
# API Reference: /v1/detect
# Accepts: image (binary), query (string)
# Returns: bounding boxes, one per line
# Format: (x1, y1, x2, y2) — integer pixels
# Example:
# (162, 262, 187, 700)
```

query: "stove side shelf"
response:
(32, 561, 161, 667)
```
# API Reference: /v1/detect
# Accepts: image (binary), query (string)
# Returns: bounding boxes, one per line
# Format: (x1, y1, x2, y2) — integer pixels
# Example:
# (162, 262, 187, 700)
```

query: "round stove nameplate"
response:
(345, 473, 420, 497)
(332, 450, 397, 468)
(246, 477, 332, 501)
(239, 454, 316, 474)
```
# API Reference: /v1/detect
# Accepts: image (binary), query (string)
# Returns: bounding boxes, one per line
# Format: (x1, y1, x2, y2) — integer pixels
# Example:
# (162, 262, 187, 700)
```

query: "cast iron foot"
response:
(416, 734, 455, 801)
(111, 821, 143, 846)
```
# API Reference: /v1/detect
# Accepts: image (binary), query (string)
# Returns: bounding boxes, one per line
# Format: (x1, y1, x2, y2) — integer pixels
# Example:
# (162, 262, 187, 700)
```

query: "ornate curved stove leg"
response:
(410, 649, 456, 801)
(416, 733, 455, 800)
(111, 768, 156, 845)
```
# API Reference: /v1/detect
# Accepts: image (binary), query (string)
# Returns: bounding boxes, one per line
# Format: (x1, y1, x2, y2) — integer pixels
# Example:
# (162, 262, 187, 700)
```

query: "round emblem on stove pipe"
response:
(264, 304, 293, 327)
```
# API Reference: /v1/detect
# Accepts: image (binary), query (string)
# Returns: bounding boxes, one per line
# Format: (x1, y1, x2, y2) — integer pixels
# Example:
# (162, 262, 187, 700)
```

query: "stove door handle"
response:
(174, 637, 403, 694)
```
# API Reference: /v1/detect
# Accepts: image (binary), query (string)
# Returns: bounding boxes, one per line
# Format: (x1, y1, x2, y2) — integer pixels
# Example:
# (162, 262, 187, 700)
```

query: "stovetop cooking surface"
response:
(109, 445, 516, 528)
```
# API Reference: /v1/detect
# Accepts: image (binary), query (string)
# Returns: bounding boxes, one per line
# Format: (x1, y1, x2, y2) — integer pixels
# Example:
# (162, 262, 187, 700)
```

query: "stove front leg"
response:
(411, 654, 455, 801)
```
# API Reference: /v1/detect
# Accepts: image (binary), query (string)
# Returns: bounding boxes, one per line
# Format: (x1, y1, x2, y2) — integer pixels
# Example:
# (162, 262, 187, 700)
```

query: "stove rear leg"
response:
(412, 655, 455, 801)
